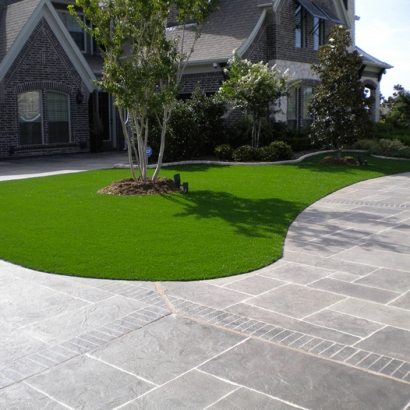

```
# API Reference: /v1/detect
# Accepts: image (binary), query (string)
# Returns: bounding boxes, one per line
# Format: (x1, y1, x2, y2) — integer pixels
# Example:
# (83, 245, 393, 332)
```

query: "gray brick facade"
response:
(0, 18, 90, 159)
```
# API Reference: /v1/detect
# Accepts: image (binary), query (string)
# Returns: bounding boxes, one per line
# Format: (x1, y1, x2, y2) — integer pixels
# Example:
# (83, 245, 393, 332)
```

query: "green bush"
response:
(232, 145, 259, 162)
(352, 139, 379, 151)
(374, 122, 410, 147)
(258, 145, 279, 162)
(269, 141, 293, 160)
(370, 139, 410, 158)
(150, 87, 227, 162)
(214, 144, 233, 161)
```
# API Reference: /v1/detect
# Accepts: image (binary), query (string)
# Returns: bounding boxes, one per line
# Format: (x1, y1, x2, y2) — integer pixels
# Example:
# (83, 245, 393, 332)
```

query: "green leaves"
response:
(219, 51, 295, 147)
(309, 25, 372, 151)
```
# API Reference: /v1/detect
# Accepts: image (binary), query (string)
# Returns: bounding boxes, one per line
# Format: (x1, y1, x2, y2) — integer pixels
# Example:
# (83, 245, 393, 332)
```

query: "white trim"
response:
(0, 0, 96, 91)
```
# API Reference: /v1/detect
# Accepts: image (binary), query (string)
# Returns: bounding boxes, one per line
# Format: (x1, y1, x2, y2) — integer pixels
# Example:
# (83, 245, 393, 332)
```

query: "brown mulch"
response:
(97, 177, 181, 196)
(319, 156, 359, 166)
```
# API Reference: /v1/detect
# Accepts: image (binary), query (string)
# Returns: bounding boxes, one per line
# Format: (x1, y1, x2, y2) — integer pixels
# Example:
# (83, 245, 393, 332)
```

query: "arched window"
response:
(47, 91, 70, 143)
(18, 91, 43, 145)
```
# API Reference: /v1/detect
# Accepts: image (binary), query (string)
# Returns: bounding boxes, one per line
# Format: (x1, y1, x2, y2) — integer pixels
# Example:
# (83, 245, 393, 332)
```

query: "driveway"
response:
(1, 153, 410, 409)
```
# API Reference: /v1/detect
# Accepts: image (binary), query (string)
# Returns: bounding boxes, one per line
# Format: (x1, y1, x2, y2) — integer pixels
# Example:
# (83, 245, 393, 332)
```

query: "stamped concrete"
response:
(1, 153, 410, 409)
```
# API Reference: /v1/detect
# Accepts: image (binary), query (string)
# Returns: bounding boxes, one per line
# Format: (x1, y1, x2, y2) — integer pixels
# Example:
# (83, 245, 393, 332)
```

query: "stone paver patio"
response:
(1, 153, 410, 409)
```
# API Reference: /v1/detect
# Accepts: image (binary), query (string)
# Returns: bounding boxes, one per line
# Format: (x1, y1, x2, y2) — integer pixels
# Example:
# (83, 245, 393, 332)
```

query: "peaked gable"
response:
(0, 0, 95, 90)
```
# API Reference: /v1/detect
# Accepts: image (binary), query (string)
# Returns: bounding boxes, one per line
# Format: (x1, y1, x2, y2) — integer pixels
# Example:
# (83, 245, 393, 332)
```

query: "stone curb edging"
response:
(113, 150, 373, 169)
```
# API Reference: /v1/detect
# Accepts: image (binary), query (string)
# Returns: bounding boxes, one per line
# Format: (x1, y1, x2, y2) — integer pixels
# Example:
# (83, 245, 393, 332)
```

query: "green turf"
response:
(1, 153, 409, 281)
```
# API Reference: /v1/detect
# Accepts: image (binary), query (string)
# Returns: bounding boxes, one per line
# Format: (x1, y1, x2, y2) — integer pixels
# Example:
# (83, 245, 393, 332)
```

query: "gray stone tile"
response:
(261, 263, 333, 285)
(0, 281, 90, 327)
(4, 357, 48, 378)
(305, 309, 383, 338)
(345, 350, 370, 366)
(246, 284, 345, 319)
(27, 355, 153, 410)
(319, 343, 344, 359)
(308, 278, 399, 303)
(288, 334, 313, 349)
(208, 387, 300, 409)
(224, 275, 285, 295)
(160, 281, 248, 309)
(283, 251, 375, 275)
(333, 246, 410, 272)
(392, 362, 410, 380)
(227, 303, 360, 345)
(9, 269, 113, 303)
(355, 326, 410, 363)
(90, 315, 245, 385)
(380, 359, 404, 376)
(199, 338, 410, 410)
(0, 374, 13, 388)
(356, 353, 381, 369)
(390, 291, 410, 310)
(23, 295, 146, 344)
(0, 323, 47, 368)
(122, 370, 236, 409)
(330, 272, 362, 282)
(368, 356, 393, 373)
(0, 383, 66, 409)
(330, 298, 410, 330)
(331, 346, 359, 362)
(355, 268, 410, 293)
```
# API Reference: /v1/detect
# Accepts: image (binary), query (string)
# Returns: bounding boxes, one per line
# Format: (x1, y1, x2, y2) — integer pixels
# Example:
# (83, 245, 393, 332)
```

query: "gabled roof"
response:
(0, 0, 41, 63)
(171, 0, 269, 65)
(356, 46, 393, 70)
(0, 0, 96, 91)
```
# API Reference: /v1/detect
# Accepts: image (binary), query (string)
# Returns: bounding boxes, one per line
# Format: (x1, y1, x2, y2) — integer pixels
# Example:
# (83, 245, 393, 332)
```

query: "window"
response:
(18, 91, 42, 145)
(18, 90, 71, 145)
(59, 12, 86, 52)
(287, 88, 299, 129)
(295, 5, 307, 48)
(303, 87, 313, 127)
(47, 92, 70, 143)
(313, 17, 326, 50)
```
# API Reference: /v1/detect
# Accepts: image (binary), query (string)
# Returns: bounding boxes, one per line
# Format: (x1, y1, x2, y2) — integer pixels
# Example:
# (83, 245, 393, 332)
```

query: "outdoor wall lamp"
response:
(76, 89, 84, 104)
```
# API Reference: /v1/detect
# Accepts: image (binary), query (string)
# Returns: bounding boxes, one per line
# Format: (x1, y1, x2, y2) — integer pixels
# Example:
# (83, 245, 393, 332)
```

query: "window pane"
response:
(59, 12, 85, 51)
(295, 6, 302, 48)
(303, 88, 313, 119)
(48, 92, 70, 143)
(18, 91, 42, 145)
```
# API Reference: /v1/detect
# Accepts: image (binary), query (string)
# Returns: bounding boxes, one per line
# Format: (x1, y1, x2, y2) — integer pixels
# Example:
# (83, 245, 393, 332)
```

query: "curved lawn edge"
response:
(1, 153, 409, 282)
(114, 150, 369, 169)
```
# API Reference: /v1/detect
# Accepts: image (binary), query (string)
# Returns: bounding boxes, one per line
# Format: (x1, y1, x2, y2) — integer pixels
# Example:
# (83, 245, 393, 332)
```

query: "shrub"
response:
(269, 141, 293, 160)
(370, 139, 410, 158)
(150, 87, 227, 162)
(352, 139, 379, 151)
(258, 145, 279, 162)
(214, 144, 233, 161)
(232, 145, 259, 162)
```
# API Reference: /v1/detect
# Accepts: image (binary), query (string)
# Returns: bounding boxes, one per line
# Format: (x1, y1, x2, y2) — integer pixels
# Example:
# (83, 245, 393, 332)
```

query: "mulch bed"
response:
(98, 177, 181, 196)
(319, 156, 359, 166)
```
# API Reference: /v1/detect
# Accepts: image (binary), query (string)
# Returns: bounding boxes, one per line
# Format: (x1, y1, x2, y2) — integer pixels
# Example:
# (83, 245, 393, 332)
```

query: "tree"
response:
(69, 0, 218, 182)
(382, 85, 410, 129)
(218, 52, 294, 148)
(309, 25, 372, 158)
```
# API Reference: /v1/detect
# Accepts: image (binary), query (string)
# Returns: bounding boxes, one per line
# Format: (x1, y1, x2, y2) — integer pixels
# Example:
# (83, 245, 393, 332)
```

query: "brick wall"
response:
(0, 18, 91, 159)
(274, 0, 337, 64)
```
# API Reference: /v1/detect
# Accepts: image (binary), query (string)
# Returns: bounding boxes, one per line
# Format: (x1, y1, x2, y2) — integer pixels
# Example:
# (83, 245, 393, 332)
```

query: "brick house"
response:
(0, 0, 391, 159)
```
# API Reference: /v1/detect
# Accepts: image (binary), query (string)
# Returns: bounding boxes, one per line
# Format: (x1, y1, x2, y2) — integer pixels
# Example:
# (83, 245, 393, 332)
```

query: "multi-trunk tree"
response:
(70, 0, 218, 182)
(309, 25, 372, 158)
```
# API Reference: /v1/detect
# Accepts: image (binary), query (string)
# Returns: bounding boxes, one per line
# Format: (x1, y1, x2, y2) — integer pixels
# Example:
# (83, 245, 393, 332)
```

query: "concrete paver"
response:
(1, 153, 410, 409)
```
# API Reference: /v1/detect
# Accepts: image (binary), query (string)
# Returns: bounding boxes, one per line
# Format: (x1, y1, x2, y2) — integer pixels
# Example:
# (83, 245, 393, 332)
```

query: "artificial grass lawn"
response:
(1, 153, 409, 281)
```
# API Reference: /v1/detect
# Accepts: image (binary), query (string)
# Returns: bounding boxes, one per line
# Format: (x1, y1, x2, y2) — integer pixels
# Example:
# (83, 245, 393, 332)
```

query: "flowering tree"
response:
(219, 51, 294, 148)
(70, 0, 218, 182)
(309, 25, 372, 158)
